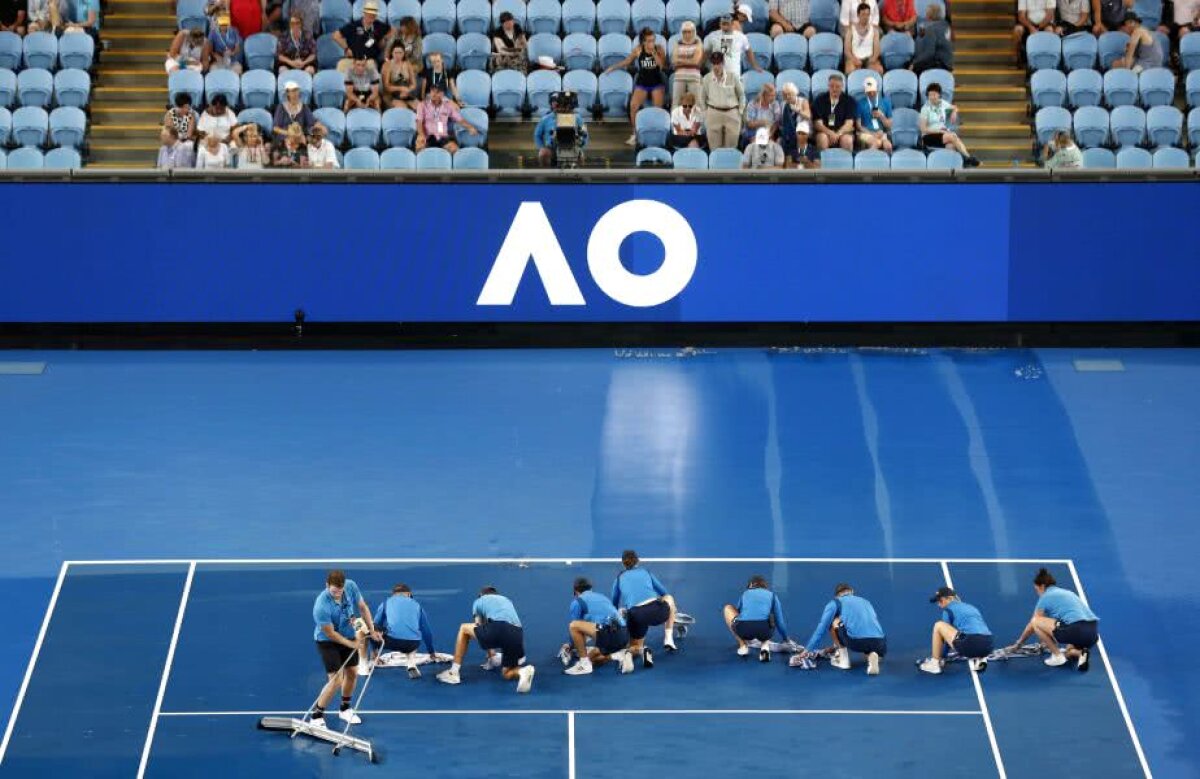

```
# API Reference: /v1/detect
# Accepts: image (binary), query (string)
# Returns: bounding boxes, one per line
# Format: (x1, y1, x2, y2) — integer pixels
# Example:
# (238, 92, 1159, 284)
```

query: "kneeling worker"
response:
(564, 577, 634, 675)
(1008, 568, 1099, 672)
(437, 586, 536, 693)
(723, 574, 792, 662)
(803, 582, 886, 675)
(372, 583, 437, 678)
(919, 586, 994, 674)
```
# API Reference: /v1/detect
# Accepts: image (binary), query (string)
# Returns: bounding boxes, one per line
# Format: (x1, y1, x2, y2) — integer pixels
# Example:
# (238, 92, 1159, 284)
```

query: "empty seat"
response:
(1035, 106, 1072, 146)
(598, 0, 632, 35)
(558, 34, 596, 72)
(1110, 104, 1146, 146)
(453, 146, 489, 169)
(23, 31, 58, 70)
(563, 0, 597, 34)
(7, 146, 44, 169)
(699, 0, 729, 29)
(321, 0, 353, 33)
(635, 146, 672, 166)
(810, 0, 840, 32)
(0, 106, 9, 145)
(1190, 107, 1200, 148)
(599, 33, 633, 70)
(890, 106, 920, 148)
(456, 69, 490, 109)
(456, 105, 489, 146)
(312, 106, 346, 144)
(457, 33, 491, 72)
(820, 148, 852, 169)
(527, 33, 562, 68)
(1103, 68, 1137, 106)
(918, 68, 953, 102)
(1151, 146, 1189, 168)
(746, 32, 773, 70)
(492, 0, 527, 28)
(416, 146, 452, 168)
(527, 69, 561, 117)
(316, 34, 343, 70)
(455, 0, 490, 34)
(1066, 68, 1102, 107)
(49, 105, 86, 148)
(205, 69, 240, 106)
(0, 32, 20, 71)
(12, 105, 48, 146)
(313, 69, 345, 108)
(598, 69, 633, 116)
(276, 69, 313, 103)
(927, 148, 963, 169)
(344, 147, 380, 169)
(631, 0, 665, 34)
(890, 148, 927, 169)
(742, 0, 768, 33)
(421, 0, 456, 34)
(238, 107, 274, 135)
(1138, 67, 1174, 108)
(666, 0, 700, 34)
(1146, 105, 1182, 147)
(808, 32, 842, 71)
(491, 69, 526, 117)
(423, 33, 457, 68)
(854, 149, 890, 170)
(1181, 32, 1200, 72)
(773, 33, 808, 71)
(635, 105, 671, 147)
(743, 69, 773, 101)
(17, 69, 53, 108)
(44, 146, 82, 169)
(57, 33, 95, 71)
(1072, 105, 1109, 147)
(775, 69, 810, 99)
(1115, 146, 1151, 168)
(1081, 146, 1115, 167)
(1031, 69, 1067, 108)
(176, 0, 208, 31)
(1025, 31, 1061, 71)
(672, 147, 707, 168)
(1098, 31, 1129, 70)
(1061, 32, 1098, 71)
(244, 33, 278, 71)
(708, 147, 742, 168)
(880, 31, 914, 70)
(883, 68, 918, 108)
(346, 107, 382, 147)
(810, 68, 843, 100)
(380, 146, 416, 168)
(0, 68, 14, 108)
(1188, 71, 1200, 108)
(563, 69, 598, 112)
(241, 69, 276, 108)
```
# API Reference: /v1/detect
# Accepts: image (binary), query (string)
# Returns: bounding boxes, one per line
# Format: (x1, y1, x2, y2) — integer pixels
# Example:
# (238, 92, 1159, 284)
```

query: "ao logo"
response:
(477, 200, 698, 307)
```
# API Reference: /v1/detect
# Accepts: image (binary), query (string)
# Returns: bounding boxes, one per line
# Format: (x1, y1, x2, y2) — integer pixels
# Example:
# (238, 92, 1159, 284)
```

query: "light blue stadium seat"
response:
(743, 69, 772, 101)
(1115, 145, 1151, 167)
(700, 0, 729, 29)
(455, 0, 490, 34)
(423, 33, 457, 68)
(276, 69, 313, 103)
(0, 32, 21, 71)
(416, 146, 452, 168)
(890, 106, 919, 148)
(820, 148, 852, 169)
(631, 0, 666, 36)
(456, 105, 488, 146)
(7, 146, 44, 169)
(880, 32, 914, 70)
(1031, 69, 1067, 109)
(238, 107, 273, 135)
(453, 146, 489, 169)
(599, 33, 632, 69)
(1152, 146, 1189, 168)
(810, 0, 839, 31)
(311, 106, 345, 144)
(492, 0, 527, 28)
(51, 69, 89, 110)
(745, 32, 773, 71)
(57, 33, 95, 71)
(243, 34, 277, 72)
(0, 148, 5, 168)
(1152, 30, 1169, 66)
(1190, 107, 1200, 148)
(418, 0, 452, 34)
(527, 69, 561, 117)
(321, 0, 352, 33)
(563, 0, 597, 34)
(1035, 106, 1072, 146)
(1132, 0, 1160, 29)
(672, 147, 707, 169)
(1072, 105, 1109, 147)
(205, 69, 241, 107)
(1061, 32, 1097, 71)
(598, 69, 632, 116)
(0, 68, 14, 108)
(346, 107, 381, 147)
(456, 69, 490, 109)
(742, 0, 768, 33)
(890, 148, 926, 169)
(847, 68, 876, 102)
(597, 0, 631, 35)
(1081, 146, 1114, 167)
(666, 0, 700, 34)
(524, 0, 560, 34)
(808, 32, 842, 71)
(561, 34, 597, 71)
(636, 146, 672, 165)
(457, 33, 491, 71)
(241, 69, 276, 109)
(1181, 32, 1200, 72)
(1146, 105, 1182, 147)
(1103, 68, 1137, 106)
(491, 69, 526, 117)
(527, 33, 562, 68)
(379, 106, 415, 147)
(49, 105, 86, 148)
(17, 69, 53, 108)
(1098, 31, 1128, 70)
(44, 146, 81, 169)
(810, 68, 843, 100)
(883, 68, 917, 108)
(707, 147, 741, 168)
(918, 68, 953, 103)
(12, 106, 48, 147)
(313, 69, 345, 108)
(0, 106, 9, 145)
(1138, 68, 1174, 108)
(563, 69, 598, 112)
(1110, 104, 1145, 146)
(315, 34, 342, 70)
(776, 69, 810, 99)
(854, 149, 890, 170)
(1066, 69, 1101, 107)
(1025, 31, 1061, 71)
(635, 105, 670, 147)
(177, 0, 208, 31)
(927, 148, 963, 169)
(1188, 71, 1200, 108)
(380, 146, 416, 168)
(388, 0, 420, 26)
(773, 33, 808, 71)
(344, 147, 380, 169)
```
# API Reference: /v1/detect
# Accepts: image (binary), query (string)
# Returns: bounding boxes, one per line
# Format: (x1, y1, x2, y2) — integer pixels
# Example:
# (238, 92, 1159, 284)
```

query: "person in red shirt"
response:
(230, 0, 263, 38)
(882, 0, 917, 32)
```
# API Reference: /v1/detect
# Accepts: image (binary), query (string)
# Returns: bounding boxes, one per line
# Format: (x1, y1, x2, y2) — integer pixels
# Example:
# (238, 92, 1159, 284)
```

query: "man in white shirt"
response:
(306, 123, 340, 168)
(1171, 0, 1199, 37)
(704, 14, 764, 79)
(1056, 0, 1091, 33)
(1012, 0, 1058, 63)
(840, 0, 879, 28)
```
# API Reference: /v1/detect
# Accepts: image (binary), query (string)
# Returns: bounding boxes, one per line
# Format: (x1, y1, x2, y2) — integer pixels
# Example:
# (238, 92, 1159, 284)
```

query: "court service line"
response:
(1067, 561, 1153, 779)
(137, 561, 196, 779)
(567, 711, 576, 779)
(158, 709, 984, 717)
(63, 557, 1075, 566)
(940, 562, 1007, 779)
(0, 561, 69, 765)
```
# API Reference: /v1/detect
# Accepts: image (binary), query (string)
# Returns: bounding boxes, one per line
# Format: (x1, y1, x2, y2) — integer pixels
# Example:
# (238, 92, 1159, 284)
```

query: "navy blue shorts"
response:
(952, 633, 994, 659)
(838, 625, 887, 656)
(1054, 620, 1099, 649)
(316, 641, 359, 673)
(381, 636, 420, 653)
(595, 624, 630, 655)
(734, 619, 773, 642)
(627, 600, 671, 639)
(475, 620, 525, 669)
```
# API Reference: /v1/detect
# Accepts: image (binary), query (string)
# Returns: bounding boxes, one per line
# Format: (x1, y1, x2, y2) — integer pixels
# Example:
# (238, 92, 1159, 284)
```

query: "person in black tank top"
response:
(603, 27, 668, 145)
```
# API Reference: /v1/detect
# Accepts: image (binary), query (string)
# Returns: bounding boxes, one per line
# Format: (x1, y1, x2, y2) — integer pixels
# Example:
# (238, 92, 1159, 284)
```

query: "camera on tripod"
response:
(549, 90, 584, 168)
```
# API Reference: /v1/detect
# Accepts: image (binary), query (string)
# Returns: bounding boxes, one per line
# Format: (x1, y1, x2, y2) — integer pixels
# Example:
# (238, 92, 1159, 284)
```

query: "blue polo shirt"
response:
(736, 587, 789, 641)
(1036, 586, 1098, 624)
(313, 579, 366, 642)
(71, 0, 100, 28)
(941, 600, 991, 636)
(611, 567, 669, 609)
(856, 94, 893, 132)
(804, 594, 884, 650)
(570, 590, 625, 627)
(373, 594, 436, 653)
(473, 593, 521, 627)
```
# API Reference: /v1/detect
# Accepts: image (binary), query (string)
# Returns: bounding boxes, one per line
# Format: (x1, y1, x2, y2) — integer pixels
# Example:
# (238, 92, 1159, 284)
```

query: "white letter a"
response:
(477, 202, 586, 306)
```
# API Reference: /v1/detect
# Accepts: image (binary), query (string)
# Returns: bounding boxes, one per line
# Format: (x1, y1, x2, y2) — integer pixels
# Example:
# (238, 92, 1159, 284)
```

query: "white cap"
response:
(284, 80, 299, 90)
(537, 55, 556, 68)
(863, 76, 878, 91)
(755, 127, 770, 145)
(737, 3, 753, 21)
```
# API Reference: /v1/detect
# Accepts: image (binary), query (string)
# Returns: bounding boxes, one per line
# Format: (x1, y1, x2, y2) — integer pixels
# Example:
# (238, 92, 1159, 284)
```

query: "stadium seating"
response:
(276, 70, 313, 103)
(0, 32, 20, 71)
(241, 70, 276, 109)
(416, 146, 453, 168)
(1145, 105, 1182, 148)
(883, 68, 918, 108)
(420, 0, 456, 34)
(17, 69, 53, 108)
(1187, 71, 1200, 109)
(1110, 104, 1146, 147)
(880, 32, 914, 70)
(564, 69, 599, 111)
(1102, 68, 1138, 107)
(238, 107, 273, 135)
(773, 34, 808, 71)
(317, 35, 343, 70)
(1031, 69, 1067, 109)
(918, 68, 953, 102)
(672, 147, 707, 169)
(1115, 146, 1151, 168)
(636, 146, 672, 165)
(708, 147, 742, 169)
(1138, 68, 1174, 108)
(57, 34, 95, 71)
(1189, 107, 1200, 148)
(597, 0, 631, 34)
(1072, 105, 1110, 147)
(313, 106, 346, 145)
(453, 147, 489, 169)
(890, 148, 927, 169)
(456, 106, 489, 146)
(7, 146, 44, 168)
(810, 0, 839, 32)
(743, 69, 772, 101)
(847, 68, 875, 101)
(344, 147, 381, 169)
(244, 34, 278, 71)
(632, 0, 666, 34)
(1035, 106, 1071, 146)
(205, 69, 240, 106)
(1181, 32, 1200, 72)
(0, 106, 9, 145)
(457, 69, 490, 109)
(599, 70, 633, 116)
(1066, 69, 1101, 108)
(1061, 32, 1097, 71)
(0, 69, 14, 108)
(313, 70, 345, 109)
(1097, 31, 1128, 70)
(381, 107, 416, 147)
(346, 107, 382, 147)
(808, 33, 842, 71)
(491, 70, 526, 117)
(776, 69, 810, 99)
(527, 70, 562, 117)
(746, 32, 772, 71)
(424, 33, 457, 68)
(820, 148, 852, 169)
(854, 149, 890, 170)
(927, 148, 963, 169)
(635, 106, 671, 147)
(492, 0, 527, 27)
(380, 146, 417, 168)
(321, 0, 353, 34)
(810, 68, 842, 100)
(1151, 146, 1189, 169)
(563, 0, 597, 34)
(666, 0, 700, 34)
(598, 33, 632, 69)
(1025, 32, 1061, 71)
(44, 146, 81, 169)
(49, 105, 86, 148)
(386, 0, 419, 25)
(456, 33, 492, 71)
(890, 107, 920, 148)
(177, 0, 208, 31)
(1081, 147, 1115, 168)
(12, 106, 48, 147)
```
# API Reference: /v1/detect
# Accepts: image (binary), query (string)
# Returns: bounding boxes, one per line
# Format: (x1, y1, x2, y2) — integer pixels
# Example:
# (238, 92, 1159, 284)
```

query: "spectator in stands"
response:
(671, 22, 705, 107)
(670, 91, 706, 149)
(812, 72, 855, 151)
(919, 82, 980, 165)
(277, 13, 316, 75)
(288, 0, 317, 36)
(386, 16, 422, 67)
(491, 11, 527, 72)
(0, 0, 27, 35)
(421, 50, 460, 103)
(207, 13, 244, 74)
(229, 0, 262, 38)
(382, 42, 419, 109)
(697, 51, 745, 148)
(742, 126, 786, 168)
(196, 132, 232, 168)
(769, 0, 816, 38)
(840, 0, 879, 29)
(788, 124, 821, 167)
(733, 2, 754, 31)
(156, 127, 194, 169)
(1114, 12, 1163, 70)
(229, 122, 269, 168)
(882, 0, 917, 33)
(742, 81, 782, 147)
(415, 82, 478, 152)
(263, 0, 282, 32)
(65, 0, 100, 51)
(26, 0, 62, 32)
(1056, 0, 1092, 34)
(856, 75, 893, 151)
(534, 98, 588, 166)
(198, 93, 237, 142)
(307, 123, 340, 168)
(778, 81, 812, 159)
(604, 27, 668, 146)
(1042, 129, 1082, 168)
(272, 122, 310, 166)
(163, 92, 199, 144)
(1090, 0, 1131, 34)
(845, 2, 884, 73)
(1169, 0, 1200, 39)
(913, 3, 954, 72)
(706, 14, 764, 79)
(344, 55, 382, 110)
(1013, 0, 1058, 63)
(333, 0, 388, 73)
(167, 27, 209, 74)
(273, 80, 315, 138)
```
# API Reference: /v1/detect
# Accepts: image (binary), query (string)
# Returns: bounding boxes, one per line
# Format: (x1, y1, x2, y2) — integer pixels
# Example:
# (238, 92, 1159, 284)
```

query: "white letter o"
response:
(586, 200, 697, 308)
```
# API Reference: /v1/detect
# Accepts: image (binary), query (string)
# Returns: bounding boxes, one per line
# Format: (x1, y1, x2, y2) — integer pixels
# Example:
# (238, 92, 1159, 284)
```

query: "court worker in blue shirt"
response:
(437, 586, 536, 693)
(919, 586, 994, 675)
(371, 583, 436, 678)
(1009, 568, 1099, 672)
(611, 550, 678, 669)
(310, 569, 379, 727)
(803, 583, 887, 675)
(723, 574, 792, 662)
(562, 577, 634, 676)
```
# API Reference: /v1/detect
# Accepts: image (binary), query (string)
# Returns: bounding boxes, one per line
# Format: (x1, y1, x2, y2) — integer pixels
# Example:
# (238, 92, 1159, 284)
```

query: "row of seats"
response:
(1078, 145, 1196, 167)
(0, 31, 96, 73)
(0, 69, 92, 110)
(636, 146, 969, 169)
(1030, 68, 1198, 110)
(341, 145, 489, 168)
(1024, 30, 1187, 73)
(0, 146, 83, 169)
(232, 104, 487, 148)
(1035, 104, 1198, 149)
(0, 106, 87, 149)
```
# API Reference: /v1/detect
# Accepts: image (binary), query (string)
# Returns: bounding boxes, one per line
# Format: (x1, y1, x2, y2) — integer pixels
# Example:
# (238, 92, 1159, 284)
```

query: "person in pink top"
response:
(415, 83, 479, 152)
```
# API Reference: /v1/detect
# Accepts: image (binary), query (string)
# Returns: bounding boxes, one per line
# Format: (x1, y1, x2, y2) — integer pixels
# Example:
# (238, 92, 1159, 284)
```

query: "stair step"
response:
(90, 142, 161, 150)
(104, 31, 175, 40)
(102, 37, 172, 52)
(953, 67, 1026, 85)
(954, 31, 1012, 39)
(106, 12, 175, 19)
(91, 123, 162, 131)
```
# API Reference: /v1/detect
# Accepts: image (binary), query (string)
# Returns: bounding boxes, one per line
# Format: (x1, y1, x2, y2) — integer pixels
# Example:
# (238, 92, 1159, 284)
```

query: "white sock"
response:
(450, 662, 461, 673)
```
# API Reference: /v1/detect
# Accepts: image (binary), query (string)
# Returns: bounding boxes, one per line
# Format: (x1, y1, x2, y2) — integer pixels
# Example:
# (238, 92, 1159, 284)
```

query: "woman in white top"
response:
(669, 92, 705, 148)
(229, 122, 269, 169)
(195, 133, 232, 168)
(844, 2, 882, 73)
(306, 123, 340, 168)
(671, 22, 705, 108)
(196, 94, 237, 142)
(166, 28, 209, 73)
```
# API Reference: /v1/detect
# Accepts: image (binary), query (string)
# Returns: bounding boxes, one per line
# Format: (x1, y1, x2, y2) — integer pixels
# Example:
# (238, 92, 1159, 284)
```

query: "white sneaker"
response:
(356, 663, 371, 677)
(919, 657, 943, 675)
(481, 654, 502, 671)
(619, 651, 634, 674)
(406, 664, 422, 680)
(564, 658, 593, 676)
(437, 667, 462, 685)
(308, 715, 329, 729)
(969, 658, 987, 674)
(624, 133, 637, 146)
(736, 645, 749, 657)
(338, 708, 362, 725)
(831, 647, 851, 670)
(1076, 649, 1090, 673)
(1044, 653, 1068, 667)
(664, 633, 678, 652)
(517, 664, 536, 693)
(866, 652, 881, 676)
(558, 644, 574, 667)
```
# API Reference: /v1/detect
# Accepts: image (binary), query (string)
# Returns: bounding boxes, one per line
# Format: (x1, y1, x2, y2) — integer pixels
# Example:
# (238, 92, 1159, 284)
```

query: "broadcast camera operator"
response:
(534, 91, 589, 168)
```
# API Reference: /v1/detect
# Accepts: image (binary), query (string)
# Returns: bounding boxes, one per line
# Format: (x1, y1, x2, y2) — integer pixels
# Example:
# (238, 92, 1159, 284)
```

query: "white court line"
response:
(567, 711, 576, 779)
(63, 557, 1075, 566)
(1067, 560, 1153, 779)
(941, 562, 1007, 779)
(159, 709, 984, 717)
(0, 561, 69, 766)
(137, 562, 196, 779)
